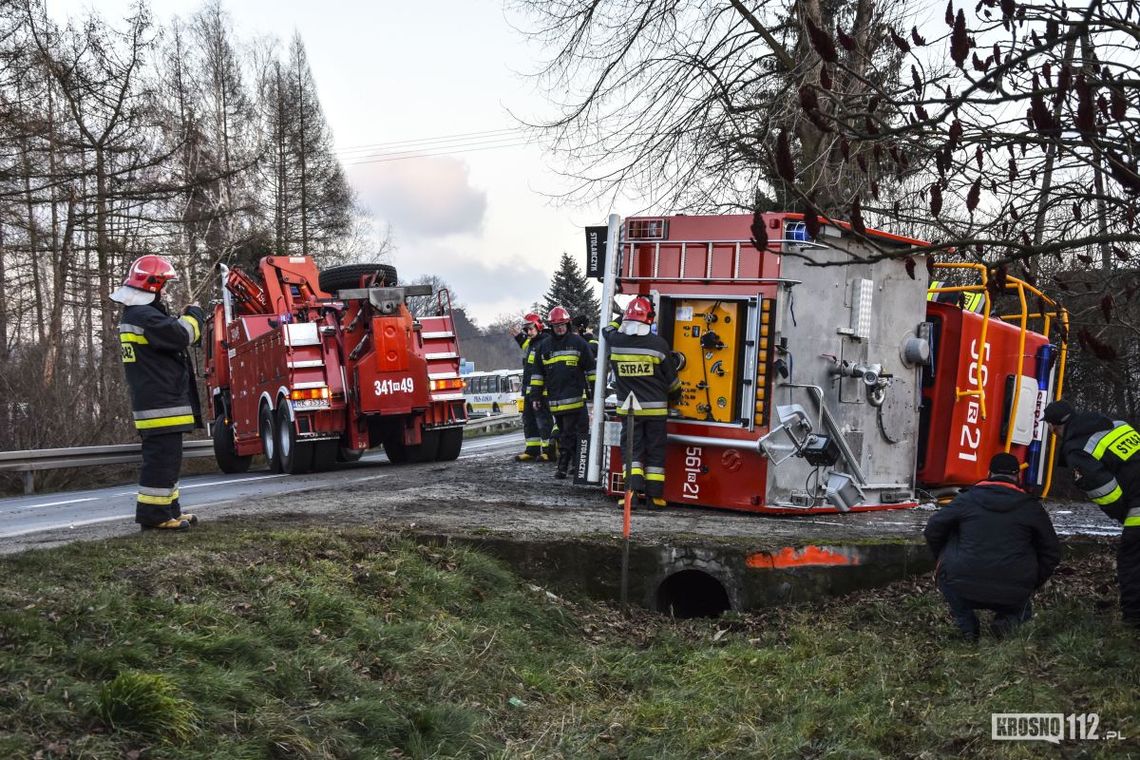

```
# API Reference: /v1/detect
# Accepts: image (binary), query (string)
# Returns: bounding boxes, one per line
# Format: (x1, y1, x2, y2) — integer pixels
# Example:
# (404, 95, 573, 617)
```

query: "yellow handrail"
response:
(929, 263, 1069, 498)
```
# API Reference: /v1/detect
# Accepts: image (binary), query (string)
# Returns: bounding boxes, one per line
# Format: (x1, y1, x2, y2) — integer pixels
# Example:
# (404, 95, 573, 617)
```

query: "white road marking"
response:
(181, 474, 286, 489)
(17, 497, 100, 511)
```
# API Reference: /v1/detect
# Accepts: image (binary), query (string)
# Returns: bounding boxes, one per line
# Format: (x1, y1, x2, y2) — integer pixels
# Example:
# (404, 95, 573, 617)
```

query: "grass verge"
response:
(0, 522, 1135, 758)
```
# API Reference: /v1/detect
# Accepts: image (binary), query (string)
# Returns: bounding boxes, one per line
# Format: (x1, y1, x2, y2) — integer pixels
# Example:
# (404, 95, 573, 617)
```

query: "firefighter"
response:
(573, 314, 599, 360)
(923, 452, 1061, 641)
(1044, 400, 1140, 626)
(511, 312, 555, 462)
(603, 296, 682, 507)
(110, 255, 205, 531)
(529, 305, 595, 479)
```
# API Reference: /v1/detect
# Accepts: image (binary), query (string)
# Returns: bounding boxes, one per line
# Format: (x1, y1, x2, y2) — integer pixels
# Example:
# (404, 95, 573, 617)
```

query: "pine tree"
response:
(542, 252, 601, 327)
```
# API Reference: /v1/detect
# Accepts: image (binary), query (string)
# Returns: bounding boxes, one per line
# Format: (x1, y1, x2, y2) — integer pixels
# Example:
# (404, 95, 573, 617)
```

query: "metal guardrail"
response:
(0, 441, 216, 495)
(0, 415, 522, 495)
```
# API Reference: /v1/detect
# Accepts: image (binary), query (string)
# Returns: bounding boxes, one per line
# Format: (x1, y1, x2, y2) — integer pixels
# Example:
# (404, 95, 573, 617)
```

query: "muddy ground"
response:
(5, 435, 1120, 557)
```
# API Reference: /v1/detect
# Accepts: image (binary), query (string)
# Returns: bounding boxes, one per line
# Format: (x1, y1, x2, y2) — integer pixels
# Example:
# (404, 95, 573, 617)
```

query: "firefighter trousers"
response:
(554, 407, 589, 476)
(521, 398, 554, 456)
(136, 432, 185, 526)
(1119, 523, 1140, 626)
(622, 415, 667, 499)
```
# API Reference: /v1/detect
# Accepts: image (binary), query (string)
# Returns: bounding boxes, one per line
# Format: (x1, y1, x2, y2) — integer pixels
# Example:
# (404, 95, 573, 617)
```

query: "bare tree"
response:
(512, 0, 911, 212)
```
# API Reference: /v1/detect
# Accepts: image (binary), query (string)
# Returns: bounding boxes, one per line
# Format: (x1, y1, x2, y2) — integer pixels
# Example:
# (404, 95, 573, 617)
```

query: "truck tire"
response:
(276, 399, 313, 474)
(213, 414, 252, 474)
(406, 430, 440, 463)
(260, 403, 282, 473)
(319, 264, 398, 293)
(436, 427, 463, 461)
(380, 422, 409, 464)
(336, 445, 365, 463)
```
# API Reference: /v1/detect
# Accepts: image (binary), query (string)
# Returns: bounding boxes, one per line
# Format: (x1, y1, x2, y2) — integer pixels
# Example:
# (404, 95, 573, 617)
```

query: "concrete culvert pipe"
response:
(655, 569, 732, 619)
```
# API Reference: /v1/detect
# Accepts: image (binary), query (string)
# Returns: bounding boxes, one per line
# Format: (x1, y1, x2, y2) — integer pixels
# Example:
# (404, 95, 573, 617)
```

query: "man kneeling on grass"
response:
(924, 452, 1062, 641)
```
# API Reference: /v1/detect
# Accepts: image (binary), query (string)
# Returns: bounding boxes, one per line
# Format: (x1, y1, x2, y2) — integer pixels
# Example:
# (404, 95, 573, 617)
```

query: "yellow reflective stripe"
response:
(645, 473, 665, 482)
(1125, 516, 1140, 527)
(549, 401, 584, 412)
(629, 467, 645, 476)
(1091, 485, 1123, 506)
(182, 315, 201, 343)
(120, 333, 149, 345)
(137, 492, 178, 505)
(616, 408, 669, 416)
(545, 355, 580, 365)
(611, 353, 665, 364)
(1093, 424, 1139, 460)
(135, 415, 195, 430)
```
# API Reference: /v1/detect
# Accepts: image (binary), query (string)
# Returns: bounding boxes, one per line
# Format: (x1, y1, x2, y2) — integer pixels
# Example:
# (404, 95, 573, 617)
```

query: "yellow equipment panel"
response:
(672, 299, 742, 422)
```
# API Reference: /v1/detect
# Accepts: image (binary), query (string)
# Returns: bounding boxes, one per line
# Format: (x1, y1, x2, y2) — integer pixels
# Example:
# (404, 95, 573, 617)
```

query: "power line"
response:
(342, 138, 532, 166)
(335, 127, 524, 155)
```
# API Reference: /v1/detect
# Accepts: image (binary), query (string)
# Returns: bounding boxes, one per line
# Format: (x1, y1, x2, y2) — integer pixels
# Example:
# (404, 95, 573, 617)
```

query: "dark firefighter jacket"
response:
(1056, 411, 1140, 525)
(515, 329, 552, 391)
(924, 480, 1061, 605)
(529, 331, 596, 413)
(603, 323, 681, 416)
(119, 301, 203, 436)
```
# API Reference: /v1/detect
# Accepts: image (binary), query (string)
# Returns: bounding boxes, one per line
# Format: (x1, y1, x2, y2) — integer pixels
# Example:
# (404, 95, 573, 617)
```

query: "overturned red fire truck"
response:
(204, 257, 467, 475)
(589, 213, 1069, 515)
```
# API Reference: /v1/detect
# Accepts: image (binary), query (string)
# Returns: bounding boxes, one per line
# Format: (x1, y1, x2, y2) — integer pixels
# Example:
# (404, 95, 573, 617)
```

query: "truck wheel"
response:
(276, 399, 313, 474)
(436, 428, 463, 461)
(336, 445, 365, 463)
(406, 430, 440, 463)
(381, 422, 409, 464)
(213, 414, 252, 474)
(319, 264, 398, 293)
(260, 403, 282, 473)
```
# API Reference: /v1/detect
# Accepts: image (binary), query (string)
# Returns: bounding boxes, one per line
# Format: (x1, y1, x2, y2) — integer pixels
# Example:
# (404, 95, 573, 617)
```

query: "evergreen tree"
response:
(542, 252, 600, 327)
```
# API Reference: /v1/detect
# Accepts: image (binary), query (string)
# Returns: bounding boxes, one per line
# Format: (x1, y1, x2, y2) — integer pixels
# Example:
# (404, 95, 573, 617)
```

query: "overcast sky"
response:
(47, 0, 612, 325)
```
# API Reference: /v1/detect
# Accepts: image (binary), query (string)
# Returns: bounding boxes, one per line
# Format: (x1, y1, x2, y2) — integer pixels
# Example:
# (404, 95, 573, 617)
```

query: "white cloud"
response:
(391, 242, 547, 326)
(348, 157, 486, 238)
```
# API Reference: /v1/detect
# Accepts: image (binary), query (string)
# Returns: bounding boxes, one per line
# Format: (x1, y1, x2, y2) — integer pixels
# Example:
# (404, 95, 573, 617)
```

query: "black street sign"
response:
(585, 225, 608, 280)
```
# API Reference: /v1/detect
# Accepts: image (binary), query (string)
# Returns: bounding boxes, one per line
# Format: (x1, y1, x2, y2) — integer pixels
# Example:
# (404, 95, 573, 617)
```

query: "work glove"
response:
(184, 304, 206, 326)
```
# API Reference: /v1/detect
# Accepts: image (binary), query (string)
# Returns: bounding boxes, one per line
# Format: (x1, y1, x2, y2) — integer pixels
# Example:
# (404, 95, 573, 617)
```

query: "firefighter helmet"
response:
(111, 255, 178, 305)
(522, 312, 544, 331)
(124, 255, 178, 293)
(547, 305, 572, 325)
(623, 296, 655, 324)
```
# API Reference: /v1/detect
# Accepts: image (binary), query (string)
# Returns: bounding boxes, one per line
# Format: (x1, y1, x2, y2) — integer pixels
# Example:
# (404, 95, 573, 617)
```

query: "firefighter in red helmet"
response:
(529, 305, 596, 478)
(604, 296, 681, 507)
(110, 255, 205, 531)
(512, 312, 555, 461)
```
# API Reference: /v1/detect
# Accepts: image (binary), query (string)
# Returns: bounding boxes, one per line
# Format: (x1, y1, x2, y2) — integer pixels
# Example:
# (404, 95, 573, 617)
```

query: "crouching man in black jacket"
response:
(924, 452, 1061, 641)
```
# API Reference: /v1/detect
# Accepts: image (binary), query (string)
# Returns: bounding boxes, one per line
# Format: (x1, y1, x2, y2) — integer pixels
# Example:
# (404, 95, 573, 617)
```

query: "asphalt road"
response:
(0, 426, 1121, 557)
(0, 431, 523, 542)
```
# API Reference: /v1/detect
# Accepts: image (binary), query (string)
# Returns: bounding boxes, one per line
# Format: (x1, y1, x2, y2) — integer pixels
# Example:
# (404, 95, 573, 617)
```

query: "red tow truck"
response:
(204, 257, 467, 474)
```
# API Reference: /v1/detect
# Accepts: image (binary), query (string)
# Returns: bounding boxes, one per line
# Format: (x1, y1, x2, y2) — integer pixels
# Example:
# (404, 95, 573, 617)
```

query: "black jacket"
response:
(516, 329, 551, 391)
(603, 324, 681, 417)
(529, 330, 596, 413)
(1057, 411, 1140, 522)
(119, 301, 203, 437)
(924, 480, 1061, 605)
